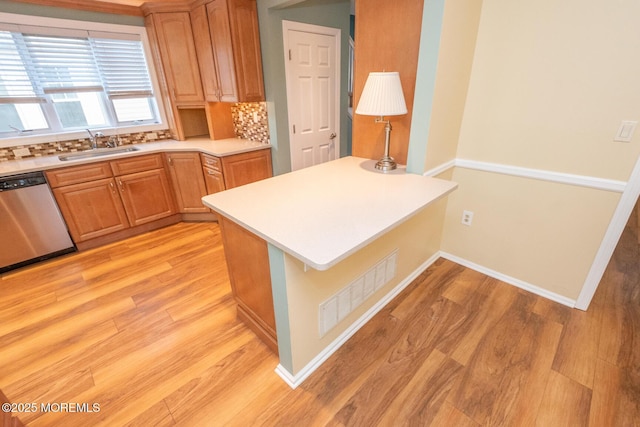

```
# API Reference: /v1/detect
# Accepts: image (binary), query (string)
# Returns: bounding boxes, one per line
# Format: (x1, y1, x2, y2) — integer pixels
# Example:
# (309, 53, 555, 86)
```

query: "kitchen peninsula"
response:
(202, 156, 457, 387)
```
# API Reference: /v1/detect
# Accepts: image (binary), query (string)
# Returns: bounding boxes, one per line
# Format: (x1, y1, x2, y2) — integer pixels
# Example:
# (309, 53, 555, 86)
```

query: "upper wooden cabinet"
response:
(224, 0, 265, 102)
(193, 0, 265, 102)
(146, 0, 264, 105)
(147, 12, 205, 105)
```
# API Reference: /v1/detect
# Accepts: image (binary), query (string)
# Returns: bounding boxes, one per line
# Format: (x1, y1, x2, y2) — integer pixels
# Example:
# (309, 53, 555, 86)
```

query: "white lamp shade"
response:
(355, 71, 408, 116)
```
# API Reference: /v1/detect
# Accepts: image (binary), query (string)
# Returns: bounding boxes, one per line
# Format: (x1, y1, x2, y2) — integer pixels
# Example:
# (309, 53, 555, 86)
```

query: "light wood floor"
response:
(1, 217, 639, 426)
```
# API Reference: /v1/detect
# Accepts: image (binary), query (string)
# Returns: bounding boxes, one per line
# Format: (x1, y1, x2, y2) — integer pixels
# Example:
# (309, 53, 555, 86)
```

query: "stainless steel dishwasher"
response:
(0, 171, 76, 273)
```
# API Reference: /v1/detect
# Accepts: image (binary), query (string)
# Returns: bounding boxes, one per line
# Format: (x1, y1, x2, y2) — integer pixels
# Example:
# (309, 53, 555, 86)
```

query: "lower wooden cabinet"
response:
(117, 169, 176, 226)
(219, 215, 277, 353)
(220, 149, 272, 189)
(51, 177, 130, 242)
(44, 149, 272, 249)
(46, 154, 177, 244)
(201, 148, 272, 190)
(165, 152, 209, 213)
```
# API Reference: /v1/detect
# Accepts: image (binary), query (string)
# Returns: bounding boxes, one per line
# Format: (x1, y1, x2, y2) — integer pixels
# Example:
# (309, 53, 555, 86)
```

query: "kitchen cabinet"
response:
(117, 169, 176, 226)
(165, 152, 209, 213)
(46, 154, 177, 244)
(147, 12, 204, 105)
(201, 153, 226, 194)
(218, 215, 277, 353)
(191, 0, 265, 103)
(144, 0, 264, 141)
(49, 176, 130, 243)
(201, 149, 272, 191)
(220, 148, 272, 189)
(205, 0, 265, 102)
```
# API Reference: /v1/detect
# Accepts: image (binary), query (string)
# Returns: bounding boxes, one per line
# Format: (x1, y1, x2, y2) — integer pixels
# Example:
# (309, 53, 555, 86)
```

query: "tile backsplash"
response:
(0, 130, 173, 162)
(232, 102, 269, 144)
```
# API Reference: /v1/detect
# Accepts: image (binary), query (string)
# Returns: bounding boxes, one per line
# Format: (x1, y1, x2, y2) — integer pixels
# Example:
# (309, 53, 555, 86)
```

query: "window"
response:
(0, 18, 164, 140)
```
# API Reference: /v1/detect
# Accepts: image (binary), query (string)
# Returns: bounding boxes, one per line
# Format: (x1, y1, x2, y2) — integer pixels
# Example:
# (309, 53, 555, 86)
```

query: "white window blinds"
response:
(0, 25, 154, 102)
(90, 32, 153, 99)
(0, 29, 41, 103)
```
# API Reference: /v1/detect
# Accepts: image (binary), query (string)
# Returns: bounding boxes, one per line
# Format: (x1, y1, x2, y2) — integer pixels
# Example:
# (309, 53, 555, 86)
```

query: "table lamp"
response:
(355, 71, 408, 172)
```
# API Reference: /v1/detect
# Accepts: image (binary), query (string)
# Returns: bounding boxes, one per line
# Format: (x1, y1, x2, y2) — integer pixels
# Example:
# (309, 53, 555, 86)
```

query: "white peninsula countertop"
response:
(202, 156, 458, 270)
(0, 137, 270, 177)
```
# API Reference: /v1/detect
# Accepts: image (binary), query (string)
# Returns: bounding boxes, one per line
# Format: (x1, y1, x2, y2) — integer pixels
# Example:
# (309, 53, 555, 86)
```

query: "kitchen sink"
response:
(58, 146, 140, 161)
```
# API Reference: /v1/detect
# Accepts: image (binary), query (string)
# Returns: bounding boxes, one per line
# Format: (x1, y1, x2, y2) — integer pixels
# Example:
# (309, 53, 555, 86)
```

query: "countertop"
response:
(202, 156, 458, 271)
(0, 138, 271, 178)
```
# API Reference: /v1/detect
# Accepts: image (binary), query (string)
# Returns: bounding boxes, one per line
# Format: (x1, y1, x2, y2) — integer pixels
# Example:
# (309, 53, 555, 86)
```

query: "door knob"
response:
(329, 132, 337, 139)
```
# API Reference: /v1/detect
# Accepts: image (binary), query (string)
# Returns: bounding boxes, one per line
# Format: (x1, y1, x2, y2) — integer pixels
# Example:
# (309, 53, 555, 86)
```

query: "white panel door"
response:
(283, 21, 340, 171)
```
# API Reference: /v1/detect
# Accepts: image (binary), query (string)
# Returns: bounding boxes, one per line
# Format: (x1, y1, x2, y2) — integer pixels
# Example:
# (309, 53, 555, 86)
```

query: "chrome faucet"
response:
(86, 129, 105, 150)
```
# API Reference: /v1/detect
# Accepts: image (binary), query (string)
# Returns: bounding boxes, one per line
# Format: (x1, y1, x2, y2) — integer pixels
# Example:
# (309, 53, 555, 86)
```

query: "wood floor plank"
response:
(448, 278, 521, 366)
(486, 313, 563, 425)
(122, 400, 175, 427)
(535, 370, 592, 426)
(551, 302, 602, 389)
(448, 291, 537, 425)
(376, 349, 463, 426)
(590, 359, 640, 426)
(331, 297, 466, 426)
(429, 401, 480, 427)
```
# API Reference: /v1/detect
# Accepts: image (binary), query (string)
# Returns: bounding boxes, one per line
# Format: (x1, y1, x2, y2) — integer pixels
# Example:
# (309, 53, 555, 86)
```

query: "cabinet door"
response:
(117, 169, 176, 226)
(207, 0, 239, 102)
(151, 12, 204, 104)
(203, 166, 225, 194)
(227, 0, 265, 102)
(191, 4, 220, 102)
(52, 178, 129, 242)
(221, 149, 272, 189)
(165, 152, 209, 213)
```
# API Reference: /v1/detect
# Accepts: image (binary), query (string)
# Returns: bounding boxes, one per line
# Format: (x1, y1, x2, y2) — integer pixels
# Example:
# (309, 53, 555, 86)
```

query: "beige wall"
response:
(441, 168, 620, 299)
(424, 0, 482, 172)
(456, 0, 640, 180)
(438, 0, 640, 301)
(283, 201, 447, 374)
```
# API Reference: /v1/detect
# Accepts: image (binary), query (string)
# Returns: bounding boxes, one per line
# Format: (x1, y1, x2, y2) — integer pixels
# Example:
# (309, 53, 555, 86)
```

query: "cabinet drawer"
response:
(200, 153, 222, 171)
(46, 162, 112, 188)
(203, 165, 225, 194)
(111, 154, 164, 176)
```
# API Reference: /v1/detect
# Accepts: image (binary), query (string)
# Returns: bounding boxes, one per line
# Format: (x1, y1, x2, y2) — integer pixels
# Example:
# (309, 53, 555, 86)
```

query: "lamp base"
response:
(375, 156, 397, 172)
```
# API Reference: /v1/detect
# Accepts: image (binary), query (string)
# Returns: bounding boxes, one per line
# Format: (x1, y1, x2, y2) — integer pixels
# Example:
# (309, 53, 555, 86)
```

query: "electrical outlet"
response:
(462, 210, 474, 226)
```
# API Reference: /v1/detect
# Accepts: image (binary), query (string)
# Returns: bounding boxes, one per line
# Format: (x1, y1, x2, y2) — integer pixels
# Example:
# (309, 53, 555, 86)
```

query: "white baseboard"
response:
(439, 251, 576, 307)
(274, 251, 442, 389)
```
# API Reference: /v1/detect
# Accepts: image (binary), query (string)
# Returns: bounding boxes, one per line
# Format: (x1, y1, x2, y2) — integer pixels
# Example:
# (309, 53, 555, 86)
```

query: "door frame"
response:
(282, 20, 341, 171)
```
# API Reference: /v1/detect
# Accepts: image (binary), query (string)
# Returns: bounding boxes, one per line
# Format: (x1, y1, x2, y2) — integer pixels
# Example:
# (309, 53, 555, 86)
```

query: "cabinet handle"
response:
(207, 170, 215, 175)
(168, 157, 173, 166)
(118, 179, 125, 192)
(109, 181, 116, 193)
